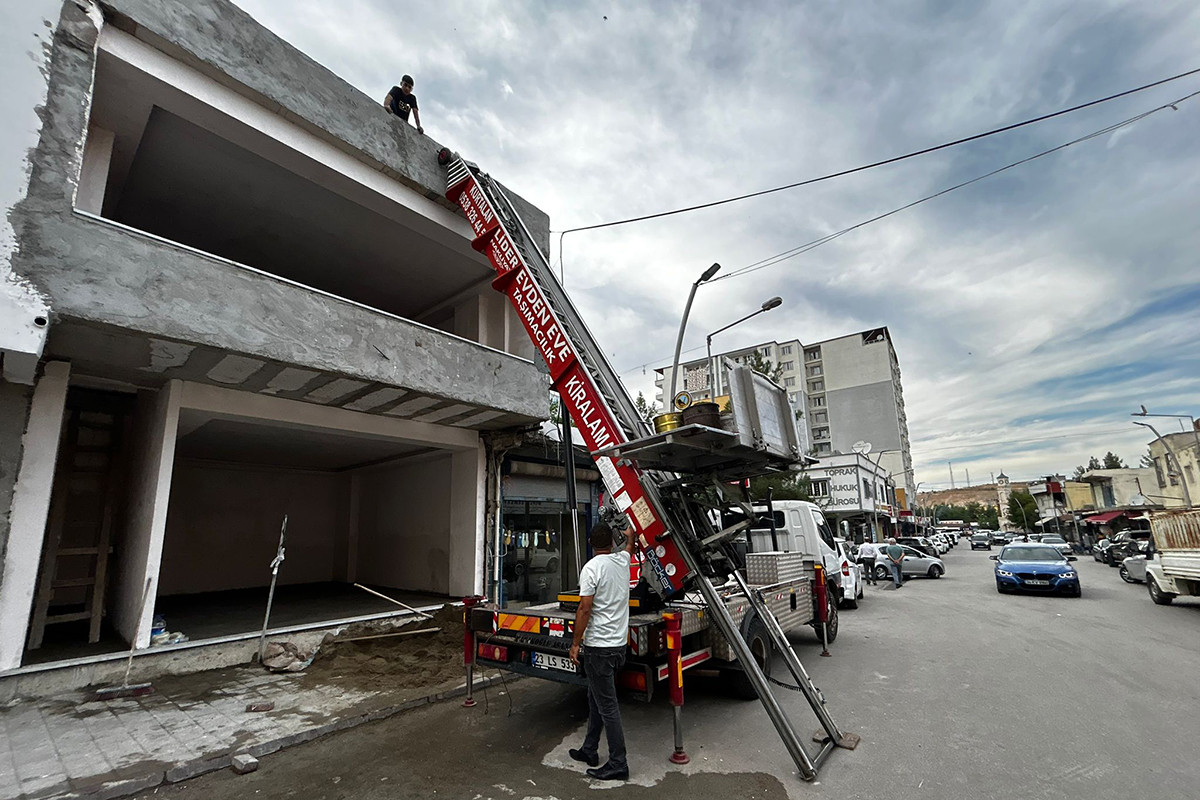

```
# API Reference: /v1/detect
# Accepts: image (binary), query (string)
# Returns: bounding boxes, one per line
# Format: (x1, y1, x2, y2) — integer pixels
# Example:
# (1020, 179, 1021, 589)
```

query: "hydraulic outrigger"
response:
(438, 149, 858, 780)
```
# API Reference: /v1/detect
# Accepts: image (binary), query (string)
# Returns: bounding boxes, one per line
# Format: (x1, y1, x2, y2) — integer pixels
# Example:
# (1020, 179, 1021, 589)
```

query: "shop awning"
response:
(1084, 510, 1127, 524)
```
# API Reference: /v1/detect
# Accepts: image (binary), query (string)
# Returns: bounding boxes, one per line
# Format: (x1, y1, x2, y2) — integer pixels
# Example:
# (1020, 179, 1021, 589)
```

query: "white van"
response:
(725, 500, 850, 605)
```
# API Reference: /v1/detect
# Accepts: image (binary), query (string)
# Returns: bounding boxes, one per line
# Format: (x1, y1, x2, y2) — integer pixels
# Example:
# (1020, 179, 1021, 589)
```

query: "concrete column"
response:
(453, 295, 482, 343)
(112, 381, 182, 648)
(0, 361, 70, 671)
(75, 125, 115, 214)
(448, 441, 486, 597)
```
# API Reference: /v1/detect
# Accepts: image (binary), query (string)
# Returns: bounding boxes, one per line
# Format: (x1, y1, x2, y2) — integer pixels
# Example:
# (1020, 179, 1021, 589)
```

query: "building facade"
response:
(801, 453, 896, 543)
(0, 0, 550, 672)
(1146, 429, 1200, 509)
(655, 327, 913, 506)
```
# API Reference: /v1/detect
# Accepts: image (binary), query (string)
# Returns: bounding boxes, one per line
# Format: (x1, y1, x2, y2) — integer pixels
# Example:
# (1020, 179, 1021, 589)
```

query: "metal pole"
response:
(669, 264, 721, 403)
(561, 415, 583, 588)
(258, 515, 288, 663)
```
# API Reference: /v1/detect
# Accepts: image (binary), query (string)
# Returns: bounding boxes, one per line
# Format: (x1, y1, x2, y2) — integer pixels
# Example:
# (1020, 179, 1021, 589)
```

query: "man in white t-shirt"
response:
(567, 521, 643, 781)
(858, 539, 879, 585)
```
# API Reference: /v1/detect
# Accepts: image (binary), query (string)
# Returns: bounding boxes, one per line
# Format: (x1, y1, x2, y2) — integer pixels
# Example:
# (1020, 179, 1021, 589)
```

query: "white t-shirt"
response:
(578, 550, 631, 648)
(858, 542, 879, 559)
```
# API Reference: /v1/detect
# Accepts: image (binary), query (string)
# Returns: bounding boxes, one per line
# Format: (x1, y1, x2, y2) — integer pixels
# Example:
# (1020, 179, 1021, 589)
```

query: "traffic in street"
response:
(139, 540, 1200, 800)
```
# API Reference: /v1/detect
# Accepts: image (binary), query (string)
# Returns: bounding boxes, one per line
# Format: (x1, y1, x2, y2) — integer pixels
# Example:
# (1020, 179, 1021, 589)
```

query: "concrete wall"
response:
(0, 383, 36, 566)
(819, 333, 894, 393)
(356, 455, 454, 594)
(158, 463, 347, 595)
(825, 380, 900, 456)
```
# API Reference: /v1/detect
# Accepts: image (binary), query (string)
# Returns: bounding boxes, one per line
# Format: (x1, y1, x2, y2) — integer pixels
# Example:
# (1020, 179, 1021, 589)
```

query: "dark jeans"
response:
(861, 557, 876, 584)
(581, 646, 627, 769)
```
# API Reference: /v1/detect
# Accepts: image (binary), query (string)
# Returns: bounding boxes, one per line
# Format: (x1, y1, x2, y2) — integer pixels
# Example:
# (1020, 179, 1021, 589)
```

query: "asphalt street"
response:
(140, 544, 1200, 800)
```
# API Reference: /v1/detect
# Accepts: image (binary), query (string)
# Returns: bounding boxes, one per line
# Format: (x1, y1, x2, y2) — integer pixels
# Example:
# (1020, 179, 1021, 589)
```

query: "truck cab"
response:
(725, 500, 846, 603)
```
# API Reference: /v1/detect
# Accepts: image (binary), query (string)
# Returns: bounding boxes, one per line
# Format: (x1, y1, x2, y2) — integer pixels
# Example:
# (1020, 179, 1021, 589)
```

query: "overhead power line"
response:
(554, 66, 1200, 236)
(613, 88, 1199, 377)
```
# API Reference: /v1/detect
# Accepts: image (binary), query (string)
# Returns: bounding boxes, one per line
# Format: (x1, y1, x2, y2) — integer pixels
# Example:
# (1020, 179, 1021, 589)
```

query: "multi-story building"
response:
(0, 0, 549, 673)
(802, 453, 895, 543)
(655, 327, 913, 506)
(1145, 428, 1200, 509)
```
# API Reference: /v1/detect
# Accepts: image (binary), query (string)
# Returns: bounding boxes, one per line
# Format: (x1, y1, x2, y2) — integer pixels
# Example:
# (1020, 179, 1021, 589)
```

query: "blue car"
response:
(991, 544, 1081, 597)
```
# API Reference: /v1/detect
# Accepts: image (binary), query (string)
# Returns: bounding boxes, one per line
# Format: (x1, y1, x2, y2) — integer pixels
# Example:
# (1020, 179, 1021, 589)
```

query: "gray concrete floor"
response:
(137, 545, 1200, 799)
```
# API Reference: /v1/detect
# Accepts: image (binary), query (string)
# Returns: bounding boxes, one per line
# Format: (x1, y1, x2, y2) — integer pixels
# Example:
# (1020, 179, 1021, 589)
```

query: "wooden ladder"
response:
(26, 404, 122, 650)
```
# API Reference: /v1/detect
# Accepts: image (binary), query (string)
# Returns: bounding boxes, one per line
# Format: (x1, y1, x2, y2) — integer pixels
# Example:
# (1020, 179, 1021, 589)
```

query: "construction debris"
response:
(231, 753, 259, 775)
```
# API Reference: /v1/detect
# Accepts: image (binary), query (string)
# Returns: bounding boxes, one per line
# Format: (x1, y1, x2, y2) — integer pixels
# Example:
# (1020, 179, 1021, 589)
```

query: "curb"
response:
(21, 674, 516, 800)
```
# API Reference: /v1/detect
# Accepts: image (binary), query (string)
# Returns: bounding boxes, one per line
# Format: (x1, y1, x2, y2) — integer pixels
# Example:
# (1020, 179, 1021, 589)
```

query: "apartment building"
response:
(0, 0, 549, 673)
(655, 326, 913, 506)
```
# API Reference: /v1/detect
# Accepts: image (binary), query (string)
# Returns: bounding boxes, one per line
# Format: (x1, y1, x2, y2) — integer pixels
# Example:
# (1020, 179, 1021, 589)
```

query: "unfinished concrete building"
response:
(0, 0, 550, 677)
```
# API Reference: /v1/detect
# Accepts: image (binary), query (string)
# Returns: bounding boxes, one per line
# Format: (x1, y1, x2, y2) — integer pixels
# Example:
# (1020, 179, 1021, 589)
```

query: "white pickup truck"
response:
(1145, 509, 1200, 605)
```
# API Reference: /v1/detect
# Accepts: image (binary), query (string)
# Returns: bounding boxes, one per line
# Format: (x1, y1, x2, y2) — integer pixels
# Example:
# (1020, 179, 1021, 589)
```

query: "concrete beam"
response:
(21, 211, 547, 420)
(0, 361, 70, 671)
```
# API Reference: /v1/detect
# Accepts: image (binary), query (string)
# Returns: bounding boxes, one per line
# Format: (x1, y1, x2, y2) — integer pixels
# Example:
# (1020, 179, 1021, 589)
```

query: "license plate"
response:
(531, 652, 576, 673)
(1025, 579, 1049, 586)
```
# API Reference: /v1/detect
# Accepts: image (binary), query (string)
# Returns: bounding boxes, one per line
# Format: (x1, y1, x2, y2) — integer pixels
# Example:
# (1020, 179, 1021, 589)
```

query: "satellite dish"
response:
(852, 441, 872, 455)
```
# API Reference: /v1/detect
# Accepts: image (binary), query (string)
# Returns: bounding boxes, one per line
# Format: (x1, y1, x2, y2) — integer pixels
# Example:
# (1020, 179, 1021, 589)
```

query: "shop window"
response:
(501, 500, 585, 606)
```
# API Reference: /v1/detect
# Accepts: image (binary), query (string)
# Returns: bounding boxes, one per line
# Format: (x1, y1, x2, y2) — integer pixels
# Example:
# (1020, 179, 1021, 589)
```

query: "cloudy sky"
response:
(235, 0, 1198, 491)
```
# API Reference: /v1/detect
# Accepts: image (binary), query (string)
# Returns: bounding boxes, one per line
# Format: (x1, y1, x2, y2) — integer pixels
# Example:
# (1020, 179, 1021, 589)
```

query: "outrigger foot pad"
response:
(812, 730, 861, 750)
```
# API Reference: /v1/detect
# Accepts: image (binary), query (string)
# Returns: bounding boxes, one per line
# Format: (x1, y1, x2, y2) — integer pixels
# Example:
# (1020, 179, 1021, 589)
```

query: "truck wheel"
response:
(727, 616, 772, 700)
(1147, 576, 1175, 606)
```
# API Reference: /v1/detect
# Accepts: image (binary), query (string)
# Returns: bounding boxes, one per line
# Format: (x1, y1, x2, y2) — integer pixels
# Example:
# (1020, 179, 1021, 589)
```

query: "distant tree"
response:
(1102, 451, 1127, 469)
(1139, 450, 1155, 469)
(634, 391, 659, 425)
(1007, 490, 1038, 531)
(737, 350, 784, 384)
(549, 395, 563, 425)
(750, 471, 811, 501)
(1072, 455, 1103, 479)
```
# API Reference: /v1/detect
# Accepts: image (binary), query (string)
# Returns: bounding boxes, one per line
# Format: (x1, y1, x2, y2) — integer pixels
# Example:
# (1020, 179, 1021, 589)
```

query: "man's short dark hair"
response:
(590, 522, 614, 551)
(402, 74, 414, 86)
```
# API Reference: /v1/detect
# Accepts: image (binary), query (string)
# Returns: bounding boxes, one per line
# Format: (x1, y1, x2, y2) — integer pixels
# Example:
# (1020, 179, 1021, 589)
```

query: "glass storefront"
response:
(500, 499, 589, 607)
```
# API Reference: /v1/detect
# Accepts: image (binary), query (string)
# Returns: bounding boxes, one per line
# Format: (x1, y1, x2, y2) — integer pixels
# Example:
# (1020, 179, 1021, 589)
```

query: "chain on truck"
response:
(437, 149, 859, 781)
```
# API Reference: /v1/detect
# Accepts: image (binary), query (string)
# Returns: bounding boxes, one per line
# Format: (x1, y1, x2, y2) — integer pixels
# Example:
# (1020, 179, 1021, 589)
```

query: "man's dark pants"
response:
(581, 645, 627, 769)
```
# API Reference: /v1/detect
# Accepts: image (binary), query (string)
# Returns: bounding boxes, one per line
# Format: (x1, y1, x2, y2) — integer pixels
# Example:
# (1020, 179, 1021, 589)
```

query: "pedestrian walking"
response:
(383, 75, 423, 134)
(858, 539, 879, 585)
(568, 522, 643, 781)
(885, 537, 905, 588)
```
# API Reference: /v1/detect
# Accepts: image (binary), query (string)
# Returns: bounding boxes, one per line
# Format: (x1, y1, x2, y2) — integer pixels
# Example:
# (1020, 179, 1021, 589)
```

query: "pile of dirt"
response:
(303, 604, 468, 692)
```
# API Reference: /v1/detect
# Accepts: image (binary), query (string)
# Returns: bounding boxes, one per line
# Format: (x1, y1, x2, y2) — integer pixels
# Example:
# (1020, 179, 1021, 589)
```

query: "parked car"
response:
(970, 533, 992, 550)
(1093, 537, 1111, 562)
(871, 545, 945, 581)
(834, 538, 864, 609)
(897, 536, 938, 557)
(1105, 532, 1149, 566)
(1039, 535, 1072, 557)
(992, 543, 1081, 597)
(1119, 542, 1152, 584)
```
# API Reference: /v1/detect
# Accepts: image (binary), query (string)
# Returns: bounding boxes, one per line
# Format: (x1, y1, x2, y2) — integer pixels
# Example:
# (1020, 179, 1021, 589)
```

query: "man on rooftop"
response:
(384, 75, 423, 134)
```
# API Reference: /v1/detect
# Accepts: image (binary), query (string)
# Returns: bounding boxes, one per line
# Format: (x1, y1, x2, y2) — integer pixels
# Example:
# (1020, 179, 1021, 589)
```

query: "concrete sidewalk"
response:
(0, 660, 504, 800)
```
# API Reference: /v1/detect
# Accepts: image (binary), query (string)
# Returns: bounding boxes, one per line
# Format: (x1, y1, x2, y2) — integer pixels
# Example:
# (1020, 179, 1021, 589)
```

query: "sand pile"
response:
(303, 604, 469, 691)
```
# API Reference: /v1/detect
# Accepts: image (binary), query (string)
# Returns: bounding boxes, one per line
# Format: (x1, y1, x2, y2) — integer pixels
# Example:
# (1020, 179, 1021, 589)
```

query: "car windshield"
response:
(1001, 547, 1063, 562)
(1041, 536, 1065, 544)
(971, 534, 987, 540)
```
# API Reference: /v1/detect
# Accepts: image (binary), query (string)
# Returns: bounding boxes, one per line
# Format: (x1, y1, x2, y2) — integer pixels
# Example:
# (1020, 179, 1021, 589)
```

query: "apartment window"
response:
(815, 442, 832, 455)
(789, 392, 799, 402)
(783, 377, 796, 387)
(804, 348, 821, 362)
(809, 379, 824, 392)
(806, 365, 823, 377)
(1154, 457, 1166, 488)
(810, 479, 829, 497)
(779, 361, 794, 371)
(862, 479, 874, 500)
(1186, 465, 1195, 486)
(760, 347, 771, 356)
(813, 411, 827, 424)
(781, 345, 793, 355)
(810, 395, 825, 407)
(813, 427, 829, 440)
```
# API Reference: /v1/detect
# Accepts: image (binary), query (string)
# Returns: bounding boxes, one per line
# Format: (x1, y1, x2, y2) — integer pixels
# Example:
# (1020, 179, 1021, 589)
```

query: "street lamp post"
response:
(705, 296, 783, 398)
(668, 263, 721, 405)
(1133, 420, 1194, 508)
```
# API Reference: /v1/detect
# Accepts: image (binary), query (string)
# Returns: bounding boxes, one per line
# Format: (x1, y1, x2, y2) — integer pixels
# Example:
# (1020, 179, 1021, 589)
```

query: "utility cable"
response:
(553, 66, 1200, 236)
(613, 88, 1199, 376)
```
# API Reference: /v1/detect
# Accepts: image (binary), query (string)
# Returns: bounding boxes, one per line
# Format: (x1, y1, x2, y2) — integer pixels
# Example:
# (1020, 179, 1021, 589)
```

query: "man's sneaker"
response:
(569, 748, 599, 767)
(586, 762, 629, 781)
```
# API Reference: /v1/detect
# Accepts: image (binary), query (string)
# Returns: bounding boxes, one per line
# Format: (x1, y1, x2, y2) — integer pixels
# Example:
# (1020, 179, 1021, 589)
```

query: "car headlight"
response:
(996, 569, 1014, 577)
(1058, 572, 1076, 580)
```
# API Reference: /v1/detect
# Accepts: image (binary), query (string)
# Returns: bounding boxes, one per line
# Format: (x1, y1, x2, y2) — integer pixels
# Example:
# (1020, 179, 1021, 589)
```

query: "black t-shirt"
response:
(388, 87, 418, 120)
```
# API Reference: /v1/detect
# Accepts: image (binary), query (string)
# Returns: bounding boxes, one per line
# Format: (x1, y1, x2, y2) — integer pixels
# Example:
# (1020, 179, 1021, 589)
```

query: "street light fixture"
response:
(705, 295, 784, 398)
(1133, 419, 1194, 508)
(668, 263, 721, 403)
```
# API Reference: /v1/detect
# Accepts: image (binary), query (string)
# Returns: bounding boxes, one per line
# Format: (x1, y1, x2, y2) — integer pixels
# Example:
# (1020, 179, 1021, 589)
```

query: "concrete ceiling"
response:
(89, 51, 490, 322)
(175, 414, 429, 471)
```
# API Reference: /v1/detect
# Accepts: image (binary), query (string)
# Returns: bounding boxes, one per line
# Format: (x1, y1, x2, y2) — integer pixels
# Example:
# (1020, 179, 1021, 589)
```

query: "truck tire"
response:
(1147, 575, 1175, 605)
(726, 616, 773, 700)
